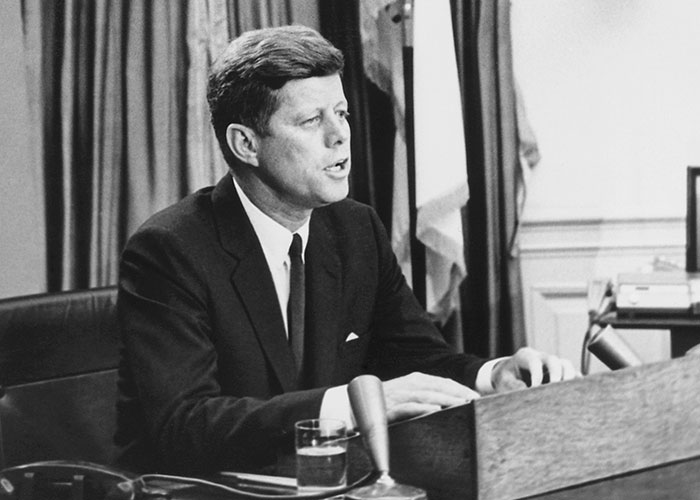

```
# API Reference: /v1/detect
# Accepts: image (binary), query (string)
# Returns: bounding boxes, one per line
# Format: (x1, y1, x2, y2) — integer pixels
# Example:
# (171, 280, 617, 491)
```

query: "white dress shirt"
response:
(232, 177, 499, 430)
(233, 178, 308, 336)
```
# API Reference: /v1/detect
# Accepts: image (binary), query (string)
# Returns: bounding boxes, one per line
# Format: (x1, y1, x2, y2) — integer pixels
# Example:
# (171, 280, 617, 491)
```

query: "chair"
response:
(0, 286, 120, 471)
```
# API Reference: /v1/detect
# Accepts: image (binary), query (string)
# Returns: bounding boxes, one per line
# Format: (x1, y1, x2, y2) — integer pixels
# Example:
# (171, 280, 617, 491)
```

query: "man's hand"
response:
(382, 372, 480, 423)
(491, 347, 578, 392)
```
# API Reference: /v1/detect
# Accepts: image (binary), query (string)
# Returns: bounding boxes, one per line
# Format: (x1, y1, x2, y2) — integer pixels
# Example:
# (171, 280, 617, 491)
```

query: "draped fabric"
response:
(21, 0, 318, 292)
(451, 0, 527, 357)
(318, 0, 395, 228)
(186, 1, 231, 192)
(360, 0, 469, 326)
(22, 0, 189, 291)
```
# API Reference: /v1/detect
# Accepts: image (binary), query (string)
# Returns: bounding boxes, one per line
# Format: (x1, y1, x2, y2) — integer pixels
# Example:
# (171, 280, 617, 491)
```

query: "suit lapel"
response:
(305, 211, 343, 388)
(211, 176, 298, 393)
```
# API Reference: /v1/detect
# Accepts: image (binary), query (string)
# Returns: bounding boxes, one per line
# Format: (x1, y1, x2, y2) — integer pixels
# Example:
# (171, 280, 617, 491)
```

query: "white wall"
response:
(512, 0, 700, 221)
(0, 0, 46, 299)
(511, 0, 700, 371)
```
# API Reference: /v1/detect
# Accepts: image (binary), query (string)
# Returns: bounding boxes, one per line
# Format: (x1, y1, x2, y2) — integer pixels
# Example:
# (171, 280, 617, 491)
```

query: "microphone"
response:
(346, 375, 426, 500)
(587, 325, 643, 370)
(347, 375, 391, 476)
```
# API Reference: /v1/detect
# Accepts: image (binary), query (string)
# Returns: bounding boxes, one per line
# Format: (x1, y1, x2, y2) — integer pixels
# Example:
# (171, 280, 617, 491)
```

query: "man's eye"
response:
(303, 115, 321, 125)
(337, 110, 350, 120)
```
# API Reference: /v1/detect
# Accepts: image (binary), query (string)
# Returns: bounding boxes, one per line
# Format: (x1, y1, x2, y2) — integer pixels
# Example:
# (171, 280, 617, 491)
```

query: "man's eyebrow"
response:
(289, 100, 348, 121)
(291, 107, 322, 120)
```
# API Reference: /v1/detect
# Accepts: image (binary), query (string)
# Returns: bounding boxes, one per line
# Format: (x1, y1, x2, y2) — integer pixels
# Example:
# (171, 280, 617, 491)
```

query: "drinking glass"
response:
(294, 418, 348, 494)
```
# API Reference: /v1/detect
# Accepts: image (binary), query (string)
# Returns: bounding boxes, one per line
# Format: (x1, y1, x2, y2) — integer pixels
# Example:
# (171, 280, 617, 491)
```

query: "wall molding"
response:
(519, 215, 685, 259)
(528, 283, 588, 299)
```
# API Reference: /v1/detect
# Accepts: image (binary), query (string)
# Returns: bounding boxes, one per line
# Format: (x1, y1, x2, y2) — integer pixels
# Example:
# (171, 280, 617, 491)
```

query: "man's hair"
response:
(207, 25, 345, 167)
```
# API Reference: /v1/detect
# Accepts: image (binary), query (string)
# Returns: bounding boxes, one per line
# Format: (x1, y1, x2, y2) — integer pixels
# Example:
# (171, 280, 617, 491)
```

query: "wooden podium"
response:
(376, 354, 700, 500)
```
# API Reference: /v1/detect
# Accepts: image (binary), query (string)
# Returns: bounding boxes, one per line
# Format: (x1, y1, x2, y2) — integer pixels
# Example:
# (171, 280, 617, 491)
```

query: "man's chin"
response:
(317, 183, 349, 207)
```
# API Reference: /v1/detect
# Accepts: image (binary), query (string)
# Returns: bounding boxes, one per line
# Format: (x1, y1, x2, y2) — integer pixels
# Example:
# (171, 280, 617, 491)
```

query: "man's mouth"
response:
(324, 158, 349, 172)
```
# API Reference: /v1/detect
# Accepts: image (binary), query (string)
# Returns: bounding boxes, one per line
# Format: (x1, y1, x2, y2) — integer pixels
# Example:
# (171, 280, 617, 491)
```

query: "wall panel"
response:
(520, 217, 680, 373)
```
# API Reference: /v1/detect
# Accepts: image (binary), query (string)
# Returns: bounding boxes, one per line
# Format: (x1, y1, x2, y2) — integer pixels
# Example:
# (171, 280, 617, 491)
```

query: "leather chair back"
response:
(0, 287, 120, 469)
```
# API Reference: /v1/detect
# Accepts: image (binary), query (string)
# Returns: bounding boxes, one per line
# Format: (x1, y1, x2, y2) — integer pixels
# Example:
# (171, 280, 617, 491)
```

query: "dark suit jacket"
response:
(116, 174, 486, 474)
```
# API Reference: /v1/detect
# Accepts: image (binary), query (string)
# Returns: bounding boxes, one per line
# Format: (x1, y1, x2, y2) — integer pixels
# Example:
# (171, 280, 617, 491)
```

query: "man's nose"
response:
(325, 115, 350, 147)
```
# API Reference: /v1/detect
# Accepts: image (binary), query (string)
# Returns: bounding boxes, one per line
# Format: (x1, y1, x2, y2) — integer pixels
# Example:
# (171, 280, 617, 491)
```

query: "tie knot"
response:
(289, 233, 303, 259)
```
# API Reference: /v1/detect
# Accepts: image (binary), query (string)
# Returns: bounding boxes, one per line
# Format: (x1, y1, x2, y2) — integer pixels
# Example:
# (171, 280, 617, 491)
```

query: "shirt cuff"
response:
(320, 385, 357, 430)
(475, 357, 508, 395)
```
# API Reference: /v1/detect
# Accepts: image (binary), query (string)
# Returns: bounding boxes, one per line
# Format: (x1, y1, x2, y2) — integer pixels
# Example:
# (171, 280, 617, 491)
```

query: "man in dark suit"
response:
(115, 25, 576, 474)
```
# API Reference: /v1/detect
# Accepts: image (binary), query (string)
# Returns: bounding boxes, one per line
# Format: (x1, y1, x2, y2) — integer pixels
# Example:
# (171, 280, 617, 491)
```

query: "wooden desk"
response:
(597, 311, 700, 357)
(10, 357, 695, 500)
(163, 355, 700, 500)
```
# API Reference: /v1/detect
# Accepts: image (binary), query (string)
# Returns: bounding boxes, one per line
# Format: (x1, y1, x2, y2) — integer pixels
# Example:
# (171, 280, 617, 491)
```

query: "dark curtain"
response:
(452, 0, 527, 358)
(318, 1, 395, 230)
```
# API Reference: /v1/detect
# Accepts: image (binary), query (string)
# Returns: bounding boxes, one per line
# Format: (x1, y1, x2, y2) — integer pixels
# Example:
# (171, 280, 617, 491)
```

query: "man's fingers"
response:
(386, 402, 442, 423)
(384, 372, 480, 401)
(525, 357, 544, 387)
(382, 372, 481, 422)
(540, 355, 579, 383)
(543, 355, 562, 384)
(514, 348, 580, 387)
(493, 347, 580, 393)
(388, 389, 475, 409)
(494, 366, 528, 392)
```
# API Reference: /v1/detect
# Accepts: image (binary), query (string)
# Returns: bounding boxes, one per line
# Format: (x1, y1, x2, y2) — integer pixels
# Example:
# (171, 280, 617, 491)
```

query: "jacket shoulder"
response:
(316, 197, 380, 227)
(133, 187, 215, 235)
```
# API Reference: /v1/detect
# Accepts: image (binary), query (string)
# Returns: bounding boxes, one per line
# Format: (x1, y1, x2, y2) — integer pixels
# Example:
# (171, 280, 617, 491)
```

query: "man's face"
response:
(253, 74, 351, 214)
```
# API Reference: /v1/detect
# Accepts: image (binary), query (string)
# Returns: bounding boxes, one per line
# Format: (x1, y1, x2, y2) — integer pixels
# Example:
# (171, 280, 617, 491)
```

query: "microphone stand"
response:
(387, 0, 425, 308)
(345, 375, 426, 500)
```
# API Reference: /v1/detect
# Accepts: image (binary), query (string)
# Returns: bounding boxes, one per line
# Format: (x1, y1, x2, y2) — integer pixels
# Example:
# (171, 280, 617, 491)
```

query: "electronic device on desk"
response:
(615, 271, 700, 317)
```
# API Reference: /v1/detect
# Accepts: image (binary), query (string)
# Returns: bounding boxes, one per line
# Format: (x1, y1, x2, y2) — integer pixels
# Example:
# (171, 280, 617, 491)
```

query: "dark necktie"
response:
(288, 233, 305, 376)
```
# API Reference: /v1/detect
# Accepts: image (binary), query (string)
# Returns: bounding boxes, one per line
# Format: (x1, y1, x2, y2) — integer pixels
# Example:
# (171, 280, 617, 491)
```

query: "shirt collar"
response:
(232, 176, 309, 265)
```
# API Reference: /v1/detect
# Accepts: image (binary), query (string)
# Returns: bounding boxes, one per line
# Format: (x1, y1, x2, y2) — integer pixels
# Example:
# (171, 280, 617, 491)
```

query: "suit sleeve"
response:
(362, 207, 488, 388)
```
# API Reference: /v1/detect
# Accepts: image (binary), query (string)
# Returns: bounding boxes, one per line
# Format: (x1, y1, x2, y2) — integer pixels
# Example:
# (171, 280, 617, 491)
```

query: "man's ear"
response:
(225, 124, 260, 166)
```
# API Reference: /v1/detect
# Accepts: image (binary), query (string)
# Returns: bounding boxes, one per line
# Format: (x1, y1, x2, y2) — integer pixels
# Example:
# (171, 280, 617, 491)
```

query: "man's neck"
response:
(231, 171, 311, 233)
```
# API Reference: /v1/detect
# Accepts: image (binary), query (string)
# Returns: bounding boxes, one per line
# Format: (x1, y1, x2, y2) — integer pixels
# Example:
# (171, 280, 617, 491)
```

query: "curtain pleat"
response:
(89, 0, 119, 287)
(186, 0, 230, 192)
(228, 0, 290, 33)
(30, 0, 63, 291)
(452, 0, 526, 357)
(123, 0, 187, 234)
